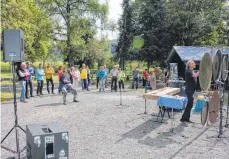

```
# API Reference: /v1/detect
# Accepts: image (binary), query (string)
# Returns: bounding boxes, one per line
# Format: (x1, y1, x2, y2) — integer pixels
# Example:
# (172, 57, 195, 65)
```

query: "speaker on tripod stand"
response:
(1, 29, 26, 159)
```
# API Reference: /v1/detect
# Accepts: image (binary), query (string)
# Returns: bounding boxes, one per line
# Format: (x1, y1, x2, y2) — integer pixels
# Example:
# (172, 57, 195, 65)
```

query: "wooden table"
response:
(143, 87, 180, 114)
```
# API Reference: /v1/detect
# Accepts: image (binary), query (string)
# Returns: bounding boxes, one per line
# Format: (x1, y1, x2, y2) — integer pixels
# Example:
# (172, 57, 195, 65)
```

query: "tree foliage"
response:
(1, 0, 54, 63)
(116, 0, 229, 65)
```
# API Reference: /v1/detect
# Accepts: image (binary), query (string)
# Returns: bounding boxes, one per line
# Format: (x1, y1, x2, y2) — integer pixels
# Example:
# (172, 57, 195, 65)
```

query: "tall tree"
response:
(37, 0, 108, 65)
(166, 0, 226, 46)
(1, 0, 54, 62)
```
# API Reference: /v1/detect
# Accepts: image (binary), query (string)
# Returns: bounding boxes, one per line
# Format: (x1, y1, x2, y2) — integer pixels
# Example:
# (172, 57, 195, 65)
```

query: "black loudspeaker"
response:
(3, 29, 24, 62)
(26, 122, 69, 159)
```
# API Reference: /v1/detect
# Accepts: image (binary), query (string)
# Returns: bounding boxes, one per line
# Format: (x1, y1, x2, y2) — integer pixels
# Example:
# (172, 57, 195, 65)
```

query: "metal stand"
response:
(208, 82, 229, 145)
(144, 88, 147, 114)
(1, 62, 26, 159)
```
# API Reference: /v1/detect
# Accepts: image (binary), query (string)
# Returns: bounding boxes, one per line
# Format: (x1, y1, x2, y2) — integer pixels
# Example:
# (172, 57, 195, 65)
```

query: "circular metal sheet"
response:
(209, 91, 220, 124)
(201, 101, 209, 126)
(212, 50, 222, 82)
(199, 53, 212, 91)
(221, 54, 228, 81)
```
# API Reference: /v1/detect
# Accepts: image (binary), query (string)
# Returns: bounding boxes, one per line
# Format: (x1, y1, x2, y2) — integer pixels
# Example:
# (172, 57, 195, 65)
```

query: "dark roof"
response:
(166, 46, 229, 62)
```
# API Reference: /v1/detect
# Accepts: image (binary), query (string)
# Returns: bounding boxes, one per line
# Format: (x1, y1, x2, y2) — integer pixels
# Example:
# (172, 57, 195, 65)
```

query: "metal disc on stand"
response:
(221, 54, 228, 81)
(209, 91, 220, 124)
(201, 101, 209, 126)
(212, 50, 222, 82)
(199, 53, 212, 91)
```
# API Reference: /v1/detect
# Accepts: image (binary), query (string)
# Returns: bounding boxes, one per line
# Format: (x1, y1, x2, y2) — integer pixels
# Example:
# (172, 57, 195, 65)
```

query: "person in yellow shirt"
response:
(45, 63, 55, 94)
(80, 63, 89, 91)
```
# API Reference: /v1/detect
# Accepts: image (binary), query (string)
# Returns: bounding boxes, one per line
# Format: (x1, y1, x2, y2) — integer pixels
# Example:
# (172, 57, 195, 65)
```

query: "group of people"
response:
(16, 62, 79, 104)
(95, 65, 126, 92)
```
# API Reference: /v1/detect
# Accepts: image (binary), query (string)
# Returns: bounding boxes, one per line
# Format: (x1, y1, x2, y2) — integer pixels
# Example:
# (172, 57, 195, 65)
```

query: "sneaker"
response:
(52, 92, 55, 94)
(48, 92, 50, 94)
(25, 97, 30, 99)
(30, 95, 34, 97)
(99, 89, 101, 92)
(40, 93, 44, 95)
(73, 99, 79, 102)
(20, 100, 28, 103)
(103, 89, 105, 92)
(63, 101, 67, 105)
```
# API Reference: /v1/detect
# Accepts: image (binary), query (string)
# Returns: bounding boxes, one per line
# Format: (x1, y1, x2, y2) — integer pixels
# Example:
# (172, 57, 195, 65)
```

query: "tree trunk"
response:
(66, 0, 73, 66)
(147, 60, 150, 71)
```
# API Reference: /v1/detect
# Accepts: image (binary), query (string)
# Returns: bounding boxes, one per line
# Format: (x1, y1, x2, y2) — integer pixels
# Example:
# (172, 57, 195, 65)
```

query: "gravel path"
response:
(1, 87, 229, 159)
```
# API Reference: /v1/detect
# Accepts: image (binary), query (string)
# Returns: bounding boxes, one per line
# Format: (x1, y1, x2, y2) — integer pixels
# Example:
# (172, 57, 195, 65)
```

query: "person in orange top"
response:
(45, 63, 55, 94)
(58, 66, 63, 94)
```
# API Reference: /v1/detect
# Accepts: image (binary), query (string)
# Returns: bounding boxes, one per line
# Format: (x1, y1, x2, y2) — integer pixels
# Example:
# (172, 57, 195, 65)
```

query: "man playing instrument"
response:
(180, 60, 199, 124)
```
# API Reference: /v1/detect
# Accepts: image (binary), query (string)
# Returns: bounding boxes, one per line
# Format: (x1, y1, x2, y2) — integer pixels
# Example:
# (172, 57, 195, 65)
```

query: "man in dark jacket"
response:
(180, 60, 199, 124)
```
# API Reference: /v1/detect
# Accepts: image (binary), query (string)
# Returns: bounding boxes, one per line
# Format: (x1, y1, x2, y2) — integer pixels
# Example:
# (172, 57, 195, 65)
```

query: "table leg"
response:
(161, 107, 166, 122)
(157, 106, 163, 121)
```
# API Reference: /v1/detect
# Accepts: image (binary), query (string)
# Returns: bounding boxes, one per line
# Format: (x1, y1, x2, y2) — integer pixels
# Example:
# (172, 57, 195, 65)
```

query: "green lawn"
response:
(1, 92, 20, 102)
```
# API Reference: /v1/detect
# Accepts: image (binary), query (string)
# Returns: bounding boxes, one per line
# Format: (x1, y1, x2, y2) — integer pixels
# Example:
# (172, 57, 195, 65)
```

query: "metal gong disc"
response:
(212, 50, 222, 82)
(199, 53, 212, 91)
(201, 101, 209, 126)
(221, 54, 228, 81)
(209, 91, 220, 124)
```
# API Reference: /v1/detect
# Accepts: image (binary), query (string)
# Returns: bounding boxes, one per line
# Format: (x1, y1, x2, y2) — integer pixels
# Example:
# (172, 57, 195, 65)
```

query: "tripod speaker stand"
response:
(1, 62, 26, 159)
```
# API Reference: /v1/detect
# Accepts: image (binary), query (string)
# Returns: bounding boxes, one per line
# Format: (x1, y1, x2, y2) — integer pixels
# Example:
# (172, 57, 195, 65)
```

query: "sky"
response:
(98, 0, 123, 40)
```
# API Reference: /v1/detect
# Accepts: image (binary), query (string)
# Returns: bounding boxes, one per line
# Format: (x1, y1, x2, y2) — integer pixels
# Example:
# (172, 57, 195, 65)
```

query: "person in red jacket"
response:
(143, 69, 149, 87)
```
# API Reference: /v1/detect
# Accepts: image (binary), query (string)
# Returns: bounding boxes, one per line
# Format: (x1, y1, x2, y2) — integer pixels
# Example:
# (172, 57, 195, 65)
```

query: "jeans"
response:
(25, 80, 33, 97)
(99, 78, 105, 89)
(46, 78, 54, 93)
(134, 77, 139, 89)
(181, 91, 194, 121)
(96, 77, 99, 89)
(62, 84, 77, 103)
(118, 80, 124, 89)
(19, 81, 26, 101)
(81, 79, 88, 90)
(59, 80, 63, 93)
(111, 76, 117, 91)
(37, 80, 44, 95)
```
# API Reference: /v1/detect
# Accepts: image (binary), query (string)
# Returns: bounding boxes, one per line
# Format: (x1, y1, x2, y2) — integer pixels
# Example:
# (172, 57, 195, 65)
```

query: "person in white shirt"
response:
(70, 66, 80, 90)
(110, 65, 119, 92)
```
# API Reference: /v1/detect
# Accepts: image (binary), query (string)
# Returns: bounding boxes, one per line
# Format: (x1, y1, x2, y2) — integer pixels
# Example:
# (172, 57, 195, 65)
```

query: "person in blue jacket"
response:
(26, 62, 34, 98)
(36, 64, 45, 96)
(99, 66, 107, 92)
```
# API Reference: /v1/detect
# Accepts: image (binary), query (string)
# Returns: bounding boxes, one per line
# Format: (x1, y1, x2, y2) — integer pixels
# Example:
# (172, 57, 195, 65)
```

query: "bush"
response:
(1, 62, 11, 72)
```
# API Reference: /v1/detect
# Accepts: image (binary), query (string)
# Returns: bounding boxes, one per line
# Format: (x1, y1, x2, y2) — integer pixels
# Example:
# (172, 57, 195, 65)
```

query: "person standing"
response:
(36, 64, 45, 96)
(26, 62, 34, 98)
(80, 63, 89, 91)
(143, 69, 149, 87)
(110, 66, 118, 92)
(70, 66, 80, 90)
(96, 67, 100, 89)
(133, 66, 139, 90)
(45, 63, 55, 94)
(87, 66, 91, 87)
(17, 62, 30, 103)
(104, 65, 109, 88)
(118, 67, 125, 91)
(61, 71, 79, 105)
(99, 66, 107, 92)
(58, 66, 63, 94)
(180, 60, 199, 124)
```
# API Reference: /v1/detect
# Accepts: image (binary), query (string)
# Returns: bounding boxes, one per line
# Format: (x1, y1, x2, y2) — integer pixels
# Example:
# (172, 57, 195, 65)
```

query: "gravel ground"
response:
(1, 87, 229, 159)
